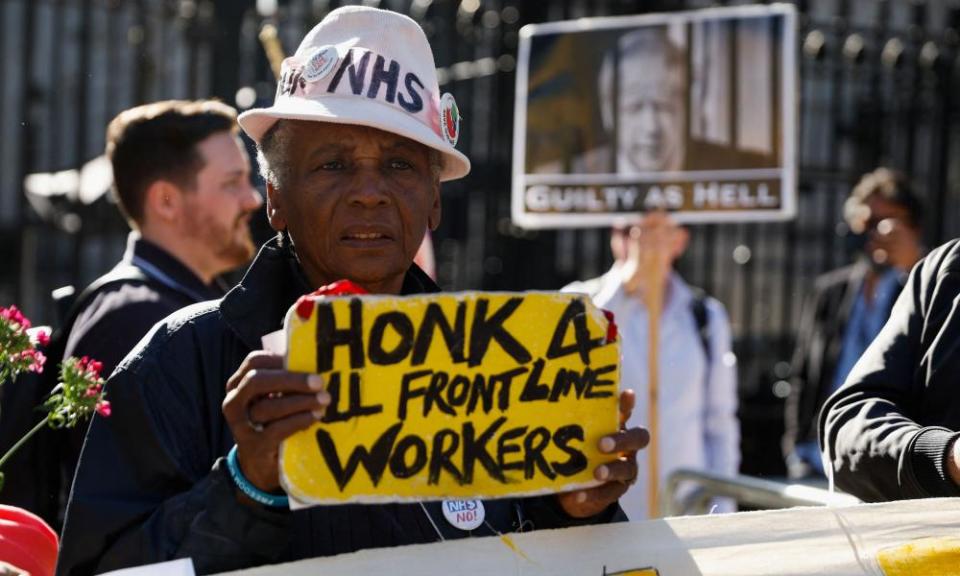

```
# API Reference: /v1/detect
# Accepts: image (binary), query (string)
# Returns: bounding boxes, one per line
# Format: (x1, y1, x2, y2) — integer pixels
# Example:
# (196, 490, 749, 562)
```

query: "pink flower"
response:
(36, 330, 50, 347)
(1, 305, 30, 329)
(95, 401, 111, 417)
(33, 352, 111, 429)
(30, 350, 46, 373)
(18, 348, 45, 373)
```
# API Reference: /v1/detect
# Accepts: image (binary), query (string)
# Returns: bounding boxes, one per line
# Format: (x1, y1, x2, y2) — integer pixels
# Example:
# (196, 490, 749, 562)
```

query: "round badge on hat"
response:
(440, 92, 461, 147)
(441, 499, 485, 531)
(302, 45, 339, 83)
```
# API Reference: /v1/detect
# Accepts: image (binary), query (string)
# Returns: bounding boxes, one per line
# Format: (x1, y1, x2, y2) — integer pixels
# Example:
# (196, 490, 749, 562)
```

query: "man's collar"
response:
(121, 232, 225, 301)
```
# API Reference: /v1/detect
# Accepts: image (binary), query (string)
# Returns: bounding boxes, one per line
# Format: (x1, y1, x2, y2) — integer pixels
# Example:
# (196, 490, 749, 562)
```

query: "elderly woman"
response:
(57, 7, 647, 575)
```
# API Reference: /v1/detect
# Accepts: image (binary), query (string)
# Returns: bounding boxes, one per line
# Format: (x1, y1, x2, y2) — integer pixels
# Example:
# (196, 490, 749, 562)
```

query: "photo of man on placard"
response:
(528, 20, 781, 176)
(515, 7, 796, 227)
(600, 25, 687, 174)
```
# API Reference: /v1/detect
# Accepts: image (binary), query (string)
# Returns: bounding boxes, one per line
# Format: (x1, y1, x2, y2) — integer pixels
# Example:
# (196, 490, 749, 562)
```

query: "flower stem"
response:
(0, 415, 50, 471)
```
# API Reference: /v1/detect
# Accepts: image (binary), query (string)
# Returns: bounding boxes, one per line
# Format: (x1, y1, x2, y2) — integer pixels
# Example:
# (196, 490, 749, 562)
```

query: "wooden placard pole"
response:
(644, 249, 668, 519)
(258, 24, 285, 81)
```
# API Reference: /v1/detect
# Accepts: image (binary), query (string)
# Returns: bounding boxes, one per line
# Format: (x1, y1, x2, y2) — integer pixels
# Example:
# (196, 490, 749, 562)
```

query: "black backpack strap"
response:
(42, 265, 151, 391)
(689, 287, 712, 364)
(59, 265, 150, 330)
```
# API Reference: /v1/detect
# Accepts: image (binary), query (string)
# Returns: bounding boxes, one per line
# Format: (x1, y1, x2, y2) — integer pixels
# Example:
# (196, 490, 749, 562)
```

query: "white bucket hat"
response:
(238, 6, 470, 182)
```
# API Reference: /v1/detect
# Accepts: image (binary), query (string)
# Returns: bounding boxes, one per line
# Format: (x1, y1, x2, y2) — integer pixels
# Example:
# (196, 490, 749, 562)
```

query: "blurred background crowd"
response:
(3, 0, 960, 482)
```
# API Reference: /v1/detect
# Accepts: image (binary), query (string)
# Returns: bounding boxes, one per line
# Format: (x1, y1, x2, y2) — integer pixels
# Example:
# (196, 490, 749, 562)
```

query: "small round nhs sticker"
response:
(302, 45, 339, 83)
(441, 499, 485, 531)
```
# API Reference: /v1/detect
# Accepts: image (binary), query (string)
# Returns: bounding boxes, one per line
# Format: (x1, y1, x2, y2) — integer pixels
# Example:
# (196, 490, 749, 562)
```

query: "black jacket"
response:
(820, 240, 960, 502)
(57, 237, 623, 575)
(0, 234, 222, 529)
(783, 261, 907, 470)
(63, 234, 225, 374)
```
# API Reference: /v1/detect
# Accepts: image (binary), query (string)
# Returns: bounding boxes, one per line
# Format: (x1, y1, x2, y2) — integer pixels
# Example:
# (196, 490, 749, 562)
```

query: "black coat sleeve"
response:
(56, 319, 290, 576)
(783, 280, 824, 458)
(819, 244, 960, 502)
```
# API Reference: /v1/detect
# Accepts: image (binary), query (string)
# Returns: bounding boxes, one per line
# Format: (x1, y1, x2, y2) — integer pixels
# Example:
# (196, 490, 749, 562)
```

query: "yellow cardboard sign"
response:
(280, 291, 620, 505)
(877, 537, 960, 576)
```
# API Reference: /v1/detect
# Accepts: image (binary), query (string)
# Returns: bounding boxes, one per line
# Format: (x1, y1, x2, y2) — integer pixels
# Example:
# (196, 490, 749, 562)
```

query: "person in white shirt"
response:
(564, 213, 740, 520)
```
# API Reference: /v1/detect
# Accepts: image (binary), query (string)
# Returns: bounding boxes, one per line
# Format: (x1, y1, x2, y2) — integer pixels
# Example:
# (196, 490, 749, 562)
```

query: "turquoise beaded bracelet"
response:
(226, 445, 289, 508)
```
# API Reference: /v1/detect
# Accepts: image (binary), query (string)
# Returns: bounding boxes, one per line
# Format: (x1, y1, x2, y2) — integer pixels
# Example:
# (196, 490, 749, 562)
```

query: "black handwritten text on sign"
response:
(282, 292, 619, 504)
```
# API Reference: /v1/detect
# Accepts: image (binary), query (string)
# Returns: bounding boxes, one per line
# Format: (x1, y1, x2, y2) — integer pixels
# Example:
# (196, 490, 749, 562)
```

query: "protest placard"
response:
(512, 4, 797, 228)
(280, 291, 620, 505)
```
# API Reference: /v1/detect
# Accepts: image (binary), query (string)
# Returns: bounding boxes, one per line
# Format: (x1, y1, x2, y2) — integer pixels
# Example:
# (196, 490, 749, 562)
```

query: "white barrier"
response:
(216, 497, 960, 576)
